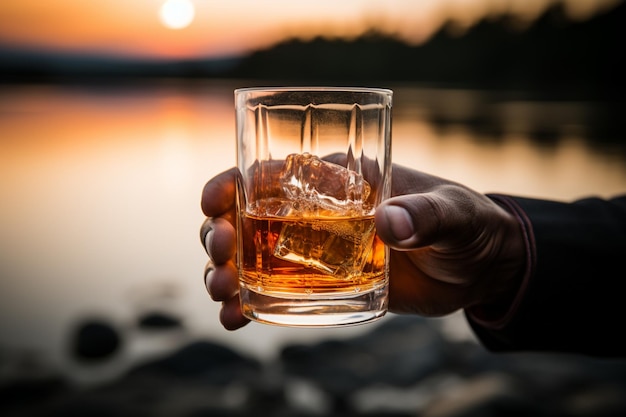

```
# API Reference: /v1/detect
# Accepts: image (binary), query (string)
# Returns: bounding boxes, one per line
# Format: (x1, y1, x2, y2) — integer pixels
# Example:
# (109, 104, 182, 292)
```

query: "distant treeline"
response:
(1, 1, 624, 97)
(230, 1, 624, 98)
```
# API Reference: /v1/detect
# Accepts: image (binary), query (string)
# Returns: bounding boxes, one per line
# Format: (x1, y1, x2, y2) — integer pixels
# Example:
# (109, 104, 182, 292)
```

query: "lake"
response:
(1, 80, 625, 384)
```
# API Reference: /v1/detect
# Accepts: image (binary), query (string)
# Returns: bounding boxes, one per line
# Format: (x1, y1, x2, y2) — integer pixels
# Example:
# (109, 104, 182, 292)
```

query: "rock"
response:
(127, 340, 262, 384)
(137, 311, 183, 330)
(70, 319, 121, 362)
(0, 377, 68, 414)
(281, 315, 448, 395)
(8, 312, 626, 417)
(421, 373, 534, 417)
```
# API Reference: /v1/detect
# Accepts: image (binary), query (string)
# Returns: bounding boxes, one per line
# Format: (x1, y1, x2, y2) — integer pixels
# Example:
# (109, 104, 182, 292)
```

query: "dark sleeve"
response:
(466, 194, 626, 357)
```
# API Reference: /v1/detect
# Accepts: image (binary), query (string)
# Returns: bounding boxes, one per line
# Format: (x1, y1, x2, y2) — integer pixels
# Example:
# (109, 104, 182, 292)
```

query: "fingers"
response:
(203, 258, 250, 330)
(201, 167, 238, 218)
(220, 296, 251, 330)
(204, 259, 239, 300)
(375, 185, 480, 251)
(203, 251, 248, 330)
(377, 164, 462, 250)
(375, 202, 421, 250)
(201, 217, 236, 265)
(201, 217, 238, 299)
(201, 212, 250, 330)
(375, 193, 442, 250)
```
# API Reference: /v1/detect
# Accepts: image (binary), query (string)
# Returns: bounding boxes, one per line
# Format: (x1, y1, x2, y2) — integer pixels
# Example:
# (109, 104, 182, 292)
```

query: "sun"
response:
(159, 0, 195, 30)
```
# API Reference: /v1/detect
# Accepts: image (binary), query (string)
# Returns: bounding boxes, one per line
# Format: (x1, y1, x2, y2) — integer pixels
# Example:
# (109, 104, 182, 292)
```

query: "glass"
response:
(235, 87, 392, 327)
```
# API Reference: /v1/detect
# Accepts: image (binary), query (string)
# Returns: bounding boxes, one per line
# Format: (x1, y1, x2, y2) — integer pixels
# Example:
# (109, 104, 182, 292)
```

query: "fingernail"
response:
(384, 205, 414, 242)
(204, 268, 215, 295)
(204, 227, 214, 254)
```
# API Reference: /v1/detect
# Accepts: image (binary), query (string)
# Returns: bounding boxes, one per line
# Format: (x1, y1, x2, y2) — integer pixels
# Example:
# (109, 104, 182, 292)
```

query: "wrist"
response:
(468, 194, 535, 328)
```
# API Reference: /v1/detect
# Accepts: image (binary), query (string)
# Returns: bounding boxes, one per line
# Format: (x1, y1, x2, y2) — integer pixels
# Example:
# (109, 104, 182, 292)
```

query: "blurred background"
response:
(1, 1, 625, 416)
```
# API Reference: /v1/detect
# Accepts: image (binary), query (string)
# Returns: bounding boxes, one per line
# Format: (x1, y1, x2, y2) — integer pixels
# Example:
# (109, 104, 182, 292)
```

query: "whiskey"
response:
(238, 202, 387, 298)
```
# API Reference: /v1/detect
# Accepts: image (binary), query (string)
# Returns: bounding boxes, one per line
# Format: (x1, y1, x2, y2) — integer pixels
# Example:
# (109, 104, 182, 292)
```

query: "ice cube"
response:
(274, 153, 376, 277)
(279, 153, 371, 216)
(274, 216, 376, 278)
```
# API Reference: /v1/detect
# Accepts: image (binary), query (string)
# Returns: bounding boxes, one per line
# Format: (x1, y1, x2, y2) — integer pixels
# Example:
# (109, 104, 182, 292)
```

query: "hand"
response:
(200, 168, 250, 330)
(200, 165, 525, 329)
(373, 166, 525, 317)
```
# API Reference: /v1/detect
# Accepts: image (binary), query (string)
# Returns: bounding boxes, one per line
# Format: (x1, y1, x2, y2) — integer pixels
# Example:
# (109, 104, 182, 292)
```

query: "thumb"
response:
(375, 191, 462, 251)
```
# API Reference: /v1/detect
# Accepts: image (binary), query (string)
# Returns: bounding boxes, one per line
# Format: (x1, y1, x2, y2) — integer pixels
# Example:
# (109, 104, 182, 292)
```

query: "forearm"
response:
(466, 194, 626, 357)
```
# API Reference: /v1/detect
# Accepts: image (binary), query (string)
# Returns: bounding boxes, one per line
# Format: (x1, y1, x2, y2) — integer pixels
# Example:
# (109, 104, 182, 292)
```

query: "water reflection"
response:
(1, 81, 625, 382)
(392, 86, 626, 200)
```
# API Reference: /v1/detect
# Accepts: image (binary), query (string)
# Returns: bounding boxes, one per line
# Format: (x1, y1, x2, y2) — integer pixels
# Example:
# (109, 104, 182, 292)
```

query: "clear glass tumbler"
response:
(235, 87, 392, 327)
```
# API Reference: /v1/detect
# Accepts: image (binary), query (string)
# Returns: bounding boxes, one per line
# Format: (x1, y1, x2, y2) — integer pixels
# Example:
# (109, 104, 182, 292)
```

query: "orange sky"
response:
(0, 0, 620, 59)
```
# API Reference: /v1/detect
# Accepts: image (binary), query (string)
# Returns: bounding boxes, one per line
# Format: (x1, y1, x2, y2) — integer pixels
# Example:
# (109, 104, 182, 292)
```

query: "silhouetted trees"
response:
(231, 1, 624, 98)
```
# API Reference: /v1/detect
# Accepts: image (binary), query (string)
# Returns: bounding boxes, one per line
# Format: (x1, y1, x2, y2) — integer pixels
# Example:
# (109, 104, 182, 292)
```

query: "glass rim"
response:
(234, 86, 393, 95)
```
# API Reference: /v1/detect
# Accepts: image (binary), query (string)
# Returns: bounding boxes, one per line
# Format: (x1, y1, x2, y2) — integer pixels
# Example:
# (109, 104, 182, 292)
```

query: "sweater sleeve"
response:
(465, 194, 626, 357)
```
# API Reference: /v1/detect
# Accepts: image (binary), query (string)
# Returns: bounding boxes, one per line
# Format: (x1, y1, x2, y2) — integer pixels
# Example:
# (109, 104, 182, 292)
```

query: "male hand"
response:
(200, 165, 525, 329)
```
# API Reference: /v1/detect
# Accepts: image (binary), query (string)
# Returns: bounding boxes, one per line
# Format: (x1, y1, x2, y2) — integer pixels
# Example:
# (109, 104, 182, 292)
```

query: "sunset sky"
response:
(0, 0, 620, 59)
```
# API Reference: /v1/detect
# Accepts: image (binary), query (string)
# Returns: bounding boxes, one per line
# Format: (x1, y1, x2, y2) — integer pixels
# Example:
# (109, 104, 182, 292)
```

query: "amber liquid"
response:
(238, 202, 387, 298)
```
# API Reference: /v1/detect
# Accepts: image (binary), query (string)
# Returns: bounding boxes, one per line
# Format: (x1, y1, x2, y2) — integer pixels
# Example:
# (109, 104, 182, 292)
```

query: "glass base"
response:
(239, 284, 389, 328)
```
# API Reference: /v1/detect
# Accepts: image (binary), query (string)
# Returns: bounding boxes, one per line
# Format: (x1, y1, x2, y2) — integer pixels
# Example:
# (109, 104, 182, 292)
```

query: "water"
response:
(1, 80, 625, 384)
